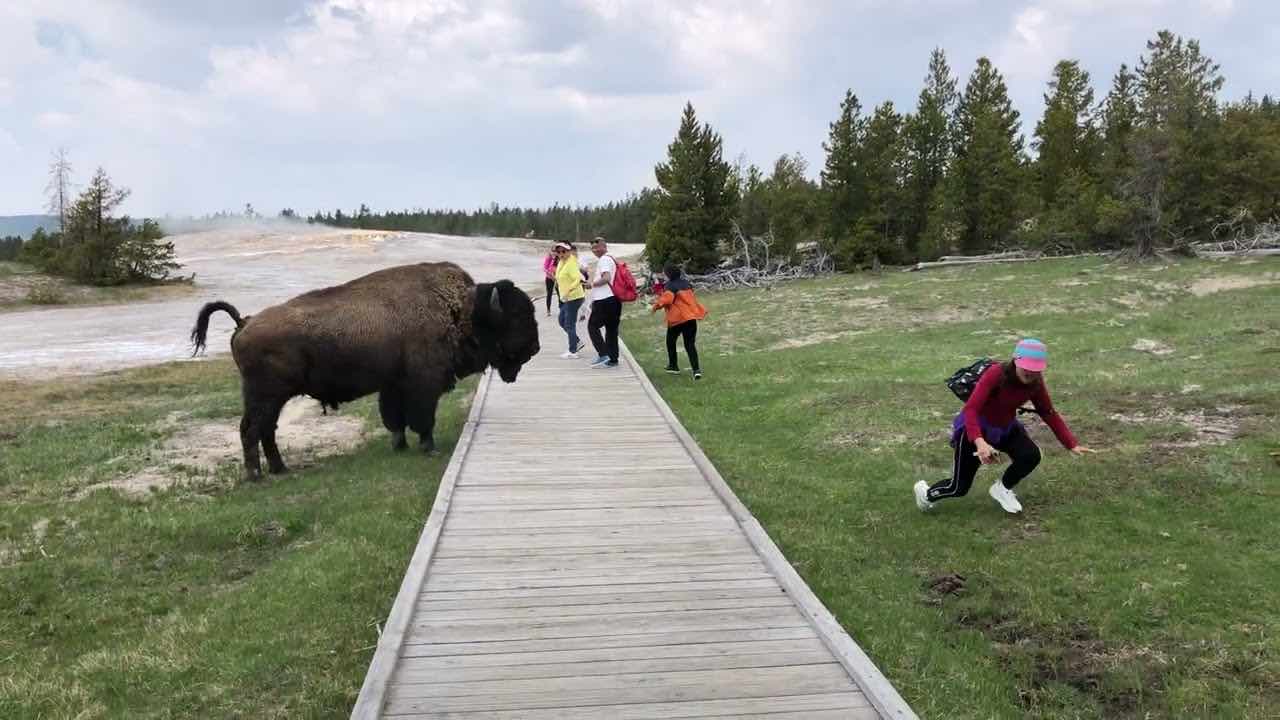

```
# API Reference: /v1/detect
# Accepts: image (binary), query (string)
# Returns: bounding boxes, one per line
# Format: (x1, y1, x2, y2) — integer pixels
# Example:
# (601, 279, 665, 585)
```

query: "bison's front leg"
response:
(404, 389, 441, 454)
(378, 390, 408, 451)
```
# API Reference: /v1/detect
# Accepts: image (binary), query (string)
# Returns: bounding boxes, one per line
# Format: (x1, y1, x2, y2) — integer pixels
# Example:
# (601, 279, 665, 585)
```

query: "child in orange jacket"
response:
(650, 265, 707, 379)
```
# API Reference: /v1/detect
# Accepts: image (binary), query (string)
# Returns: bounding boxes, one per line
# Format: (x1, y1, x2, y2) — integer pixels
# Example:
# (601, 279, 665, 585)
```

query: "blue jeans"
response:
(559, 297, 584, 351)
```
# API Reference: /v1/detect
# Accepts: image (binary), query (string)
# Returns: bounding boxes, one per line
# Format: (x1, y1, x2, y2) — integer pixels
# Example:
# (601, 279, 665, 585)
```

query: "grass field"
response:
(622, 256, 1280, 719)
(0, 261, 195, 311)
(0, 360, 474, 718)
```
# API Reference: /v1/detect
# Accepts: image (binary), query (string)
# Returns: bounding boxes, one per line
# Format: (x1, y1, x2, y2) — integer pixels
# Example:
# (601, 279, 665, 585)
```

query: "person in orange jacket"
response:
(650, 264, 707, 380)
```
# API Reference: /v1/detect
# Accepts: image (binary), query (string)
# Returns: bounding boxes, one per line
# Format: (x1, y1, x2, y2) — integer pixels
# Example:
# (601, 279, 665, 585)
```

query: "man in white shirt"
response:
(586, 236, 621, 368)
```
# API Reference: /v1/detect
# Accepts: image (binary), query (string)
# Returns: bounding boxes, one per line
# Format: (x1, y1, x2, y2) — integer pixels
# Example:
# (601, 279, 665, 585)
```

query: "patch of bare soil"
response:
(1110, 404, 1243, 447)
(1188, 273, 1280, 297)
(765, 329, 869, 351)
(1132, 338, 1175, 356)
(957, 612, 1167, 716)
(924, 573, 967, 600)
(80, 398, 368, 498)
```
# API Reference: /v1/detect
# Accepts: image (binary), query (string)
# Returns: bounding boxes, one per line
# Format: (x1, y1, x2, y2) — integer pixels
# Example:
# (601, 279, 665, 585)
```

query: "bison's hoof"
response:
(420, 441, 437, 455)
(268, 465, 289, 475)
(391, 432, 409, 451)
(243, 469, 264, 483)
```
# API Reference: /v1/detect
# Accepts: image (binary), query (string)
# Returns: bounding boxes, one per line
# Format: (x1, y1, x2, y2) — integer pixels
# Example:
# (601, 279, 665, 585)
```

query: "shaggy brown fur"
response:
(190, 262, 539, 480)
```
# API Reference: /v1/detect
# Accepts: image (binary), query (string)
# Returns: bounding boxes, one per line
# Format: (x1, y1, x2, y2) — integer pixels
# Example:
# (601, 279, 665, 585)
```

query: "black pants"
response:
(666, 320, 699, 372)
(588, 296, 621, 362)
(927, 423, 1041, 501)
(544, 277, 556, 312)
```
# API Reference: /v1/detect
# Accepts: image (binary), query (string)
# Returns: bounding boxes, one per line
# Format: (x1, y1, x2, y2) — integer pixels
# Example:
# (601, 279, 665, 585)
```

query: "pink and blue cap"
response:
(1013, 338, 1048, 372)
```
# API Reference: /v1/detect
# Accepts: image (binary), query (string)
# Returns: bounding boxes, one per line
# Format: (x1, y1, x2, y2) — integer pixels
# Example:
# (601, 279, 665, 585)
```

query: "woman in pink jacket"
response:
(541, 244, 558, 317)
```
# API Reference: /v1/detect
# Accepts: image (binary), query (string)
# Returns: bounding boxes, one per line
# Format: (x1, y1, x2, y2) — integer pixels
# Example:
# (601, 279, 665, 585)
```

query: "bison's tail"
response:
(190, 300, 245, 356)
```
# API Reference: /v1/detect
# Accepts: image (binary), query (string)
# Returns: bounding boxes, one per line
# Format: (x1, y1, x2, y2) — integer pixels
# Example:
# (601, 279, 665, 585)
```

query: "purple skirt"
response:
(951, 413, 1022, 448)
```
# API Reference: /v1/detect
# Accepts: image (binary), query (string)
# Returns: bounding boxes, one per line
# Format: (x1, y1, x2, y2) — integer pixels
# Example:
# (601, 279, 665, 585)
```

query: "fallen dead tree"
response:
(904, 250, 1106, 272)
(684, 223, 835, 290)
(1195, 209, 1280, 257)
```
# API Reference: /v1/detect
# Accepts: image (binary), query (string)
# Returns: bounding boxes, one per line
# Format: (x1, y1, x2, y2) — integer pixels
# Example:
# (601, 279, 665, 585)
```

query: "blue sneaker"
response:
(590, 356, 609, 367)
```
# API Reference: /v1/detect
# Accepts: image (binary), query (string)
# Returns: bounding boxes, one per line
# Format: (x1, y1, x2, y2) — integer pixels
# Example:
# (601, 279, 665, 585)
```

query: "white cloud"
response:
(0, 0, 1275, 216)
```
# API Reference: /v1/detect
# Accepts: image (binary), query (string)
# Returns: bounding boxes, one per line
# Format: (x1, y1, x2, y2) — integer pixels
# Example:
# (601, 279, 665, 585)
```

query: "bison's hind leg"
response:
(260, 398, 290, 475)
(379, 389, 408, 451)
(240, 393, 290, 481)
(404, 388, 441, 455)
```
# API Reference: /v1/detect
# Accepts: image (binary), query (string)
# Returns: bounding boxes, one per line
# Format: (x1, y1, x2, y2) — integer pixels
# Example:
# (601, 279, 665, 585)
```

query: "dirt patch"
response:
(1000, 519, 1047, 543)
(1110, 404, 1243, 447)
(79, 398, 368, 498)
(1188, 273, 1280, 297)
(1132, 338, 1174, 356)
(925, 573, 967, 597)
(956, 612, 1167, 716)
(764, 330, 868, 351)
(839, 296, 889, 309)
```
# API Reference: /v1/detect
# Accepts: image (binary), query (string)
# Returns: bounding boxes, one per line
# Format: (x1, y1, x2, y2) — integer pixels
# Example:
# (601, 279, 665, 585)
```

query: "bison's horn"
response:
(489, 285, 502, 315)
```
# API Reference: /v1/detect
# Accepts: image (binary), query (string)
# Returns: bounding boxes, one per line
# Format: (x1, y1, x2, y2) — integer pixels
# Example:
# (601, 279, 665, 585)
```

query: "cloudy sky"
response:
(1, 0, 1276, 217)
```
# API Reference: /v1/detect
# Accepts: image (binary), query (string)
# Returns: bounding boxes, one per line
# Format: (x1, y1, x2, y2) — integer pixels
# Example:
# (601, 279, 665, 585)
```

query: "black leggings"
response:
(926, 422, 1041, 501)
(544, 277, 556, 312)
(666, 320, 699, 372)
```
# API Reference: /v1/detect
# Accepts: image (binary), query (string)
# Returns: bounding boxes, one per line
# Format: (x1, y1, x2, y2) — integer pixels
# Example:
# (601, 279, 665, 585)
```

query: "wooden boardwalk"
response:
(353, 314, 916, 719)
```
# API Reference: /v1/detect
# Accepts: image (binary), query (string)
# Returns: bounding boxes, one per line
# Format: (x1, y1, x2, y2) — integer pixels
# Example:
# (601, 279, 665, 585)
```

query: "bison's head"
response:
(473, 280, 540, 383)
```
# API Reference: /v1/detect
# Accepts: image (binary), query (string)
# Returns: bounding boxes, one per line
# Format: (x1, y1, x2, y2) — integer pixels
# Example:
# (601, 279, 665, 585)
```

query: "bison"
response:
(189, 262, 539, 480)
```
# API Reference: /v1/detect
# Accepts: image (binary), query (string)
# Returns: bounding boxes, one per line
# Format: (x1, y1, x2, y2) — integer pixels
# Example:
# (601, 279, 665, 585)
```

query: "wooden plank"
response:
(415, 585, 784, 612)
(385, 692, 869, 719)
(414, 578, 782, 603)
(435, 529, 746, 548)
(421, 566, 770, 592)
(394, 638, 826, 669)
(406, 607, 810, 644)
(425, 549, 759, 573)
(411, 595, 795, 623)
(399, 626, 818, 657)
(393, 648, 838, 684)
(384, 665, 855, 710)
(432, 539, 753, 559)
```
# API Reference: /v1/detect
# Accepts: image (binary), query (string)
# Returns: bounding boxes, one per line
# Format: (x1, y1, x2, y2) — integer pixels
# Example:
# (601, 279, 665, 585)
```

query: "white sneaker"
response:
(559, 351, 579, 359)
(988, 482, 1023, 513)
(913, 481, 935, 512)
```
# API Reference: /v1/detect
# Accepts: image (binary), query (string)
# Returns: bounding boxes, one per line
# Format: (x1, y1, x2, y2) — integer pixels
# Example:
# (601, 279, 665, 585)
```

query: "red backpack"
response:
(607, 255, 638, 302)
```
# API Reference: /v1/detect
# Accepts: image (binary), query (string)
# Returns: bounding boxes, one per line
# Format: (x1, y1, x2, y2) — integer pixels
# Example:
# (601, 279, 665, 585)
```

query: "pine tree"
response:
(903, 48, 958, 256)
(949, 57, 1026, 254)
(855, 101, 907, 265)
(646, 102, 738, 272)
(1211, 96, 1280, 226)
(1098, 64, 1139, 194)
(820, 90, 868, 252)
(1034, 60, 1097, 206)
(761, 153, 819, 261)
(1127, 30, 1225, 253)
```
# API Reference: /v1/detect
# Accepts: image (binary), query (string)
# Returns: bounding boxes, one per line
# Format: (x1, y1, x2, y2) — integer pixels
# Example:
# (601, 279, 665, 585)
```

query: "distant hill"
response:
(0, 215, 59, 239)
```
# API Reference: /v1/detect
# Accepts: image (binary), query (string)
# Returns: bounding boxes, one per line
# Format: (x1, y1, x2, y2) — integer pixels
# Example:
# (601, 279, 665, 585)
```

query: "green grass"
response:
(0, 261, 195, 312)
(0, 361, 474, 718)
(622, 256, 1280, 719)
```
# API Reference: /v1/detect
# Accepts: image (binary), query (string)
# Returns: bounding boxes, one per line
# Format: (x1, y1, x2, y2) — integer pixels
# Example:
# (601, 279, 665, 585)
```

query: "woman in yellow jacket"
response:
(553, 242, 587, 358)
(651, 264, 707, 379)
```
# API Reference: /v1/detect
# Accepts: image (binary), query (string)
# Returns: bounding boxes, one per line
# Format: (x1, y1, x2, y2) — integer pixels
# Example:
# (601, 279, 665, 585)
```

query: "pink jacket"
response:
(542, 253, 557, 278)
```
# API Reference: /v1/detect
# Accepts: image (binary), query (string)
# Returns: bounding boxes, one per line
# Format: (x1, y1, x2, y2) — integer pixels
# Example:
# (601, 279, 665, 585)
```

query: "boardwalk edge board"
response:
(617, 337, 919, 720)
(350, 369, 494, 720)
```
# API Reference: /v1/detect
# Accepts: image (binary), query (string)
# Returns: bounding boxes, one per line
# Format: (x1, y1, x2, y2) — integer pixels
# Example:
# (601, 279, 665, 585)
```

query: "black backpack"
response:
(946, 358, 998, 401)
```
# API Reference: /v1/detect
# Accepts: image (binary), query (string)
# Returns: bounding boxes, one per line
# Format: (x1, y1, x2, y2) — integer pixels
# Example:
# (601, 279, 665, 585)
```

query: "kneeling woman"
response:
(915, 338, 1093, 514)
